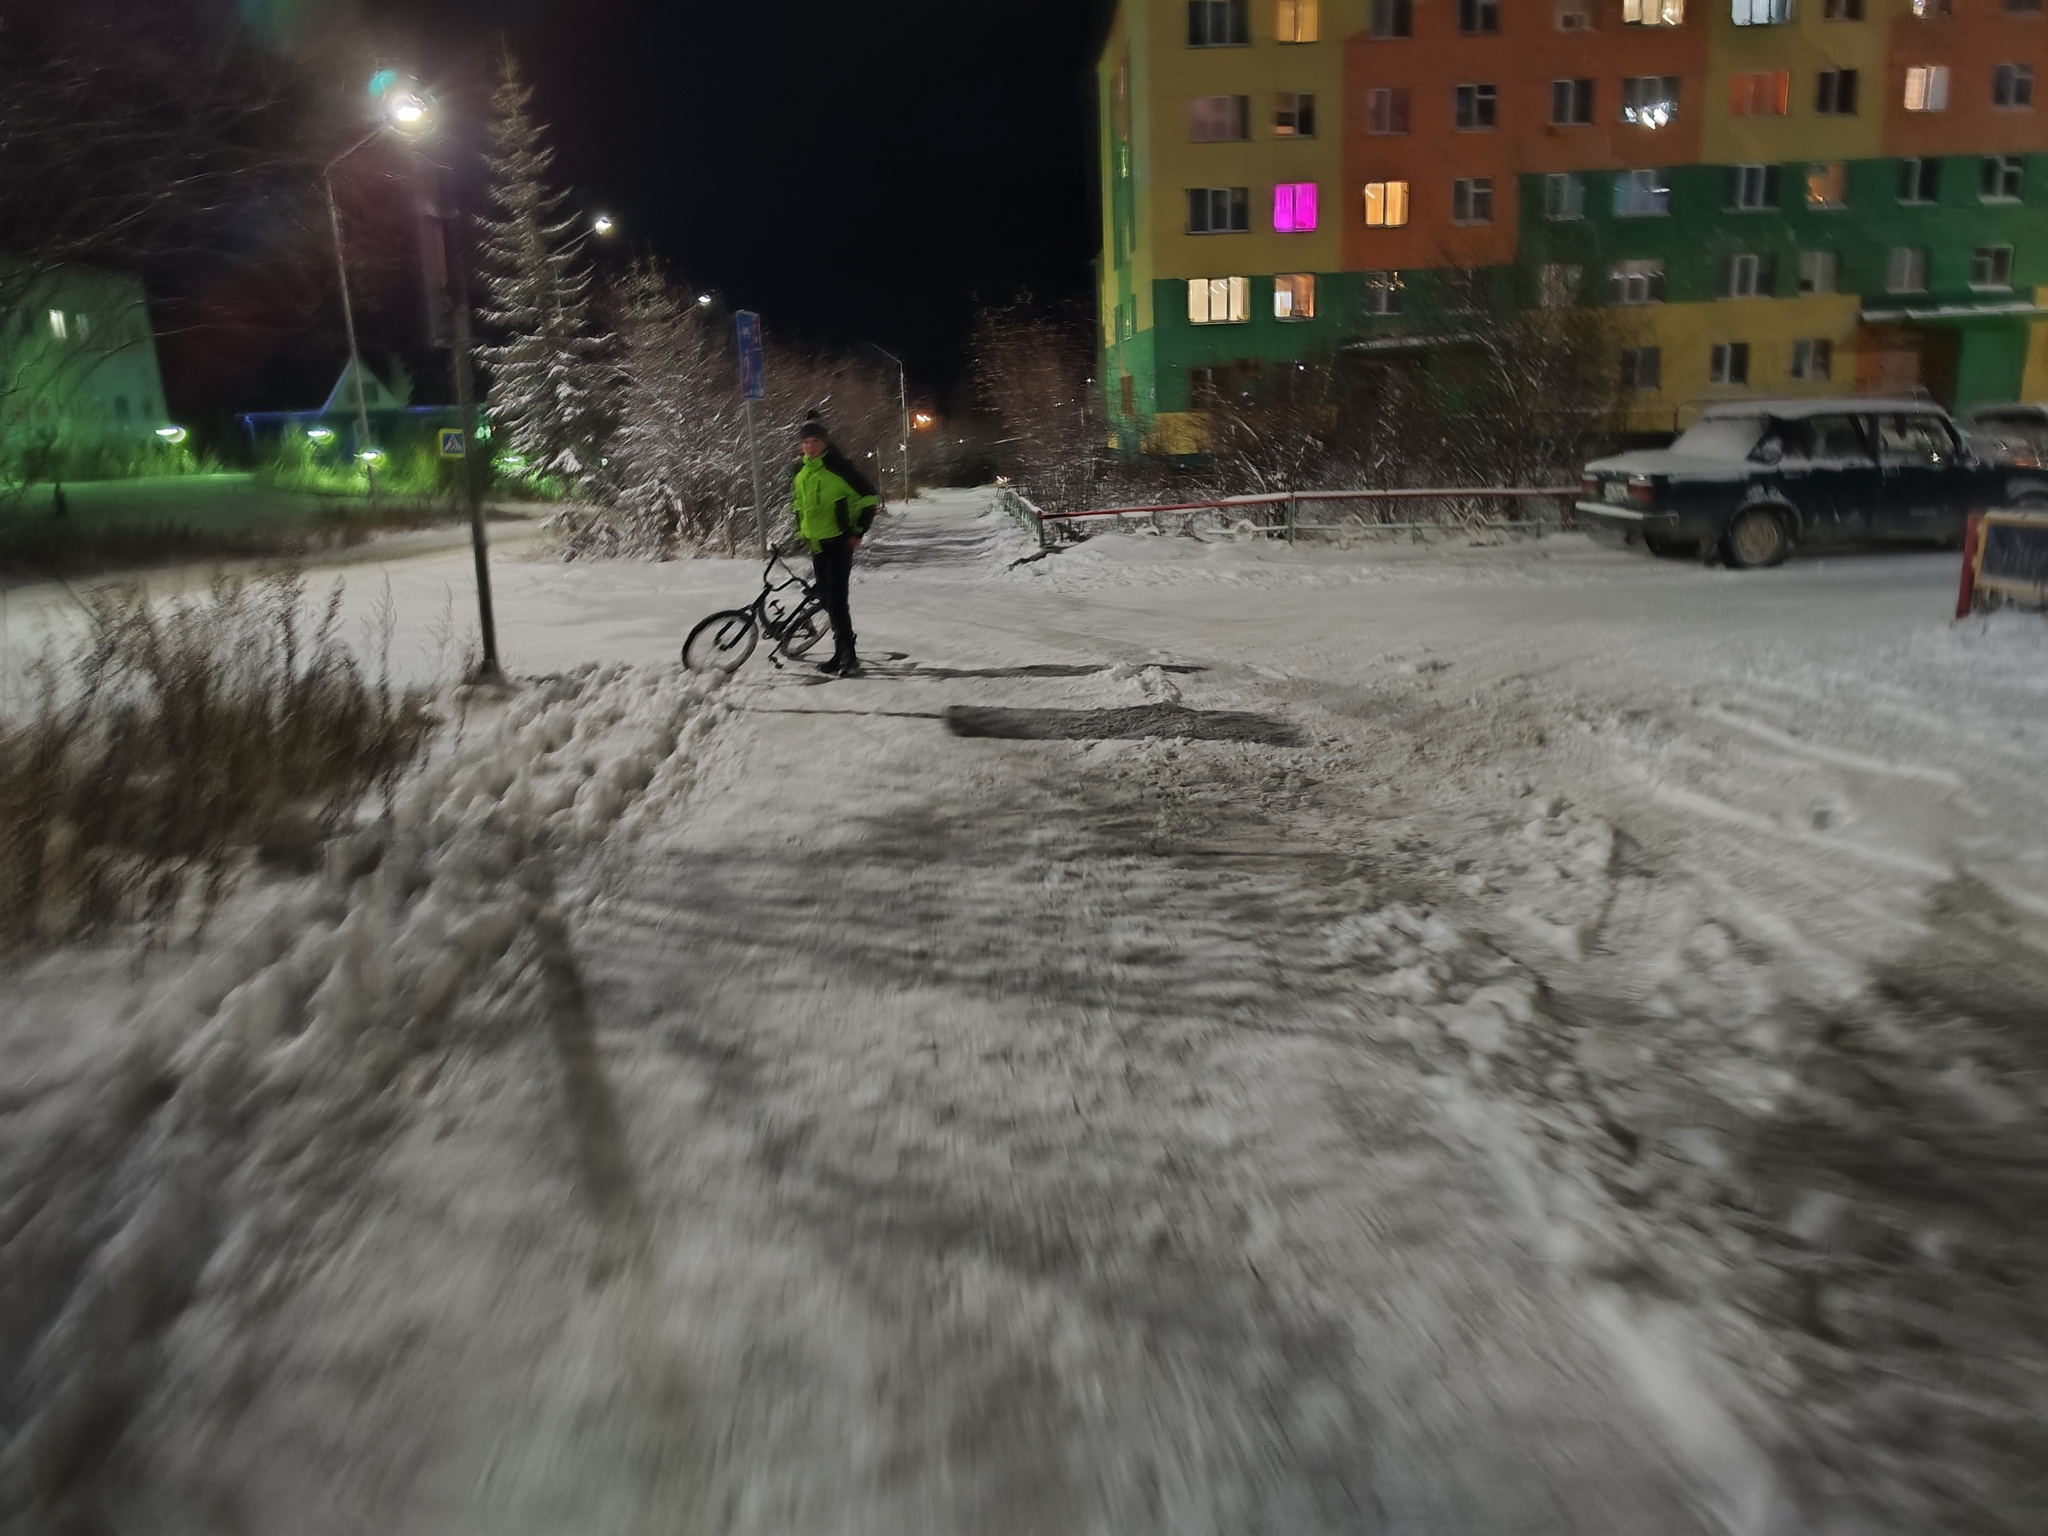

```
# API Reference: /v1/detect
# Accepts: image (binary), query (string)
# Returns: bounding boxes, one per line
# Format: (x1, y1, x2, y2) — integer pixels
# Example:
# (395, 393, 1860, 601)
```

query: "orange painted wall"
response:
(1882, 0, 2048, 157)
(1342, 0, 1708, 271)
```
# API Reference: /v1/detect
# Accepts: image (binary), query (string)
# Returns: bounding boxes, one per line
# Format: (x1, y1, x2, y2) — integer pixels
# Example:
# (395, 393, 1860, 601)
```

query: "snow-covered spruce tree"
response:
(596, 262, 747, 556)
(475, 58, 611, 495)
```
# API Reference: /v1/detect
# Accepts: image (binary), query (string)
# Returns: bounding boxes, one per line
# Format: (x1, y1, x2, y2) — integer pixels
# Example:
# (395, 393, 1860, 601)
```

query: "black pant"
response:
(811, 536, 856, 656)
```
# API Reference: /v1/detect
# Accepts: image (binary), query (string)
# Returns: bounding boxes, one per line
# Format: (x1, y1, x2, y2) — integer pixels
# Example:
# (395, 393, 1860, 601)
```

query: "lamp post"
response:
(334, 71, 501, 678)
(870, 344, 912, 508)
(323, 144, 381, 500)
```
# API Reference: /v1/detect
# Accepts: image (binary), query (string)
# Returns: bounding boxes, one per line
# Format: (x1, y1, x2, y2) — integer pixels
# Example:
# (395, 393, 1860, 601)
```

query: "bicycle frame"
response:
(751, 545, 826, 664)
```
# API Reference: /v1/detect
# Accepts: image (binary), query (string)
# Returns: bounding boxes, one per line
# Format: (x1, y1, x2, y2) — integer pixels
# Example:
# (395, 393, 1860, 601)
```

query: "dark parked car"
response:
(1963, 402, 2048, 468)
(1577, 400, 2048, 568)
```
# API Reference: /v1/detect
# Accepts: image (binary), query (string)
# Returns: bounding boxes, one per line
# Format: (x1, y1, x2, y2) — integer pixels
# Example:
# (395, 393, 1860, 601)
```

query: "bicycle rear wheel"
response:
(682, 609, 759, 673)
(776, 602, 830, 659)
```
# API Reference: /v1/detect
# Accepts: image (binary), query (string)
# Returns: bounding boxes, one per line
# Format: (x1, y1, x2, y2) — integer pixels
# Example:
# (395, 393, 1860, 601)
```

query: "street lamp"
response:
(592, 213, 617, 237)
(325, 73, 436, 498)
(869, 343, 912, 507)
(323, 71, 501, 679)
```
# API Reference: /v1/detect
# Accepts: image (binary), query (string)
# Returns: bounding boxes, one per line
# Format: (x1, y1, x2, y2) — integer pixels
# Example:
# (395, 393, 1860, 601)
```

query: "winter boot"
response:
(837, 647, 861, 678)
(817, 647, 846, 676)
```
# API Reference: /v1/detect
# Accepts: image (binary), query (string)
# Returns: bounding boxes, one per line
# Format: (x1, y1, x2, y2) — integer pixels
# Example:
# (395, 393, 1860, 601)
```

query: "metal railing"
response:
(996, 486, 1049, 546)
(1029, 486, 1580, 547)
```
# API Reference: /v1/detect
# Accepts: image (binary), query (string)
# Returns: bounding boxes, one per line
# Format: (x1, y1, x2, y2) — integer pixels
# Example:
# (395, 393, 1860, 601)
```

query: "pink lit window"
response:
(1274, 182, 1319, 233)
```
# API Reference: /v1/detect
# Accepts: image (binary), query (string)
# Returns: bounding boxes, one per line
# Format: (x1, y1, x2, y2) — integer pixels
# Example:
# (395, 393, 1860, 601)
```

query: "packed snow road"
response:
(4, 492, 2045, 1534)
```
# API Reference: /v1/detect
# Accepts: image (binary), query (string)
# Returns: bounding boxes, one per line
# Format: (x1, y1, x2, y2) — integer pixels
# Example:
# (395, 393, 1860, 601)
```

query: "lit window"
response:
(1188, 0, 1250, 46)
(1273, 182, 1319, 232)
(1369, 0, 1412, 36)
(1904, 66, 1950, 111)
(1790, 340, 1834, 381)
(1622, 75, 1681, 126)
(1972, 245, 2015, 288)
(1614, 168, 1672, 216)
(1886, 245, 1930, 293)
(1798, 250, 1840, 292)
(1556, 0, 1595, 27)
(1363, 180, 1410, 226)
(47, 310, 66, 341)
(1364, 270, 1404, 314)
(1620, 347, 1662, 390)
(1452, 177, 1494, 224)
(1552, 78, 1595, 125)
(1540, 263, 1583, 307)
(1276, 0, 1320, 40)
(1189, 96, 1250, 141)
(1898, 158, 1940, 204)
(1275, 273, 1317, 319)
(1983, 155, 2025, 201)
(1727, 163, 1781, 210)
(1610, 258, 1667, 304)
(1366, 88, 1410, 134)
(1623, 0, 1684, 19)
(1732, 0, 1790, 23)
(1806, 161, 1848, 207)
(1995, 64, 2036, 109)
(1710, 342, 1751, 386)
(1275, 93, 1317, 137)
(1187, 187, 1251, 233)
(1458, 0, 1501, 32)
(1914, 0, 1952, 14)
(1544, 172, 1586, 219)
(1455, 84, 1499, 130)
(1823, 0, 1863, 16)
(1187, 276, 1250, 324)
(1720, 253, 1776, 297)
(1815, 69, 1859, 114)
(1725, 71, 1787, 117)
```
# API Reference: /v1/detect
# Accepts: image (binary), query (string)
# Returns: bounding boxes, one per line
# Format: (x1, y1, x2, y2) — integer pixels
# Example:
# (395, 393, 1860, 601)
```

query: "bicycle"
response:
(681, 543, 832, 673)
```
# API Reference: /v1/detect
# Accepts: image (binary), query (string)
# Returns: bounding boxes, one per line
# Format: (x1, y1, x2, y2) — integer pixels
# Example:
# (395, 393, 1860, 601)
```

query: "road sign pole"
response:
(736, 311, 770, 557)
(744, 397, 768, 559)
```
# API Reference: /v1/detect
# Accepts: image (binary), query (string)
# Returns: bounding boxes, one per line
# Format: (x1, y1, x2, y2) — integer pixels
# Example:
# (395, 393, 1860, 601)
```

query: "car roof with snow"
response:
(1695, 399, 1951, 423)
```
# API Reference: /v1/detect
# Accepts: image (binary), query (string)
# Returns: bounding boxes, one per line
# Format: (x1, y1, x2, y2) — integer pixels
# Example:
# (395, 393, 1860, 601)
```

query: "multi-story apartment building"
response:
(1098, 0, 2048, 449)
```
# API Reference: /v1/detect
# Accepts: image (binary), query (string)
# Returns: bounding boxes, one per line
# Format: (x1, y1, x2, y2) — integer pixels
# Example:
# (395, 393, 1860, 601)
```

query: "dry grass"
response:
(0, 571, 437, 946)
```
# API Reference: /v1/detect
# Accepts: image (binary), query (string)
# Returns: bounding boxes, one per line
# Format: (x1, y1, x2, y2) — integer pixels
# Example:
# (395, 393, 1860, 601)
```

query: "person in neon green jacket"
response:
(793, 414, 880, 676)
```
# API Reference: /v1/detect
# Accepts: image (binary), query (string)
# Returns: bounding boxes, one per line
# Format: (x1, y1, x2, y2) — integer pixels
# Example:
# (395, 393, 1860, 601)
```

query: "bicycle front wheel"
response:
(682, 609, 759, 673)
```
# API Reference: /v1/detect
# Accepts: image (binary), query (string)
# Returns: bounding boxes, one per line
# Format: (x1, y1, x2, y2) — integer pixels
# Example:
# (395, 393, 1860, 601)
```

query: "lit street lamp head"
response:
(367, 69, 435, 140)
(593, 214, 617, 237)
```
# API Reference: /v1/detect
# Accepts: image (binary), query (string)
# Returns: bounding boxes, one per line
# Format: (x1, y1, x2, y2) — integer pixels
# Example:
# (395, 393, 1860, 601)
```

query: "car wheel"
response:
(1721, 508, 1790, 570)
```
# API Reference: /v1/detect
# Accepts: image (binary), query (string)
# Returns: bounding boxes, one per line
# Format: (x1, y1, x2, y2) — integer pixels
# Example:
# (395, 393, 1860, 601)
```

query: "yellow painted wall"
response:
(1619, 293, 1865, 430)
(2019, 289, 2048, 403)
(1700, 0, 1906, 166)
(1141, 0, 1360, 303)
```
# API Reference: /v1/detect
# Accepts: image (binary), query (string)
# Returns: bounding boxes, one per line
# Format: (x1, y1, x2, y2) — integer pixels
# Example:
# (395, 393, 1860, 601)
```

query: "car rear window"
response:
(1671, 416, 1765, 458)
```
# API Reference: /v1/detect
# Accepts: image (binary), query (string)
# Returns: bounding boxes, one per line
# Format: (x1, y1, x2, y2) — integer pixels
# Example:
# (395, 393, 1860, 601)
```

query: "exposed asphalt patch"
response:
(944, 704, 1302, 746)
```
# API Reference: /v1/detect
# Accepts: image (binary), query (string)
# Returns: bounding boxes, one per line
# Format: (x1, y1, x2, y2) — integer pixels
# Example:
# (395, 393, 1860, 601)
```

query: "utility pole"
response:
(873, 344, 912, 506)
(737, 311, 769, 556)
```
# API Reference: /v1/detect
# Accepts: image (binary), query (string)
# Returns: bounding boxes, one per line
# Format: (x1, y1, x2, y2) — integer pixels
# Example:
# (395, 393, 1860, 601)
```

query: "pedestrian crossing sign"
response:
(438, 428, 467, 460)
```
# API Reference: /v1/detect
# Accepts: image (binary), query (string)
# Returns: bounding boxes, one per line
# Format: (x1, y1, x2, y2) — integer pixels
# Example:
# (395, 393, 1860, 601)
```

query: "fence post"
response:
(1285, 494, 1296, 546)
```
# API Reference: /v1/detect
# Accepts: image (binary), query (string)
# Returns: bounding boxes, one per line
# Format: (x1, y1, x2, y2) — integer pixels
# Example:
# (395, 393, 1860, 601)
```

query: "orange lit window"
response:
(1904, 65, 1950, 112)
(1363, 180, 1410, 226)
(1806, 161, 1848, 207)
(1728, 70, 1791, 115)
(1277, 0, 1320, 40)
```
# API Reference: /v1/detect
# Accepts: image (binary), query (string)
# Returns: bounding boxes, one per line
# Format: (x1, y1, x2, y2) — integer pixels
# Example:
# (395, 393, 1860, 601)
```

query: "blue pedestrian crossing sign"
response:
(736, 311, 766, 401)
(438, 428, 467, 460)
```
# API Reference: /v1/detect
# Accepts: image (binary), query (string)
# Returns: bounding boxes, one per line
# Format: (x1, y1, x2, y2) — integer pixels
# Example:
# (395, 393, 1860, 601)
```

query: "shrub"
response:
(0, 572, 437, 945)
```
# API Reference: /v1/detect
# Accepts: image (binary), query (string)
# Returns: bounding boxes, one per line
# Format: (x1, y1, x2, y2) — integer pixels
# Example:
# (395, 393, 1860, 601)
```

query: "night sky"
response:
(356, 0, 1113, 400)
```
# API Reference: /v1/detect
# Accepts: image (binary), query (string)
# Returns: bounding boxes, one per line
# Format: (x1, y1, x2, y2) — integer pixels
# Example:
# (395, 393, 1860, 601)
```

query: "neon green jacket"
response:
(792, 456, 879, 551)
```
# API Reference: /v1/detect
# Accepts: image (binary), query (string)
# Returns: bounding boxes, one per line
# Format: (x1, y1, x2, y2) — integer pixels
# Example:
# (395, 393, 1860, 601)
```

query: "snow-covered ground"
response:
(4, 490, 2045, 1533)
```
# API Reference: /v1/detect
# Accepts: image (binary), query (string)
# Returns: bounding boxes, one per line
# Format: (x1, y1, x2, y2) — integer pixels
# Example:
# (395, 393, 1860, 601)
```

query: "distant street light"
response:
(697, 293, 714, 307)
(155, 425, 188, 444)
(592, 213, 617, 237)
